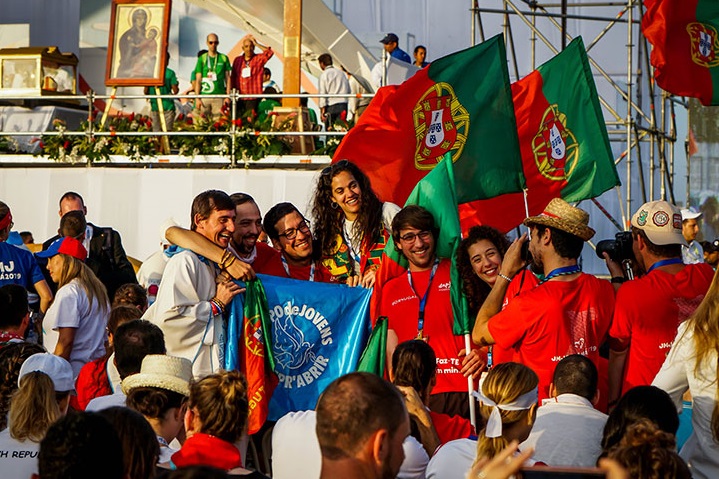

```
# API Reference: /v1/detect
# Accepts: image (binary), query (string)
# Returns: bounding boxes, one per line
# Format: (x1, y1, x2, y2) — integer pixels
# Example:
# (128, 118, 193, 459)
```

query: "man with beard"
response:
(262, 202, 333, 282)
(472, 198, 614, 403)
(316, 372, 410, 479)
(142, 190, 248, 378)
(164, 192, 277, 276)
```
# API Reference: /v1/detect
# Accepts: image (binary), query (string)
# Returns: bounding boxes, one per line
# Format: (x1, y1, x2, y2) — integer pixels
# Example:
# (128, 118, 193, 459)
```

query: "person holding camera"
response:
(605, 200, 714, 409)
(472, 198, 614, 403)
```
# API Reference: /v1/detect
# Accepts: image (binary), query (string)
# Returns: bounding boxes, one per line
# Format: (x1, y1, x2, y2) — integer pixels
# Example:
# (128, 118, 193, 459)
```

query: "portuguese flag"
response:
(643, 0, 719, 105)
(240, 279, 277, 435)
(459, 37, 620, 233)
(333, 34, 524, 206)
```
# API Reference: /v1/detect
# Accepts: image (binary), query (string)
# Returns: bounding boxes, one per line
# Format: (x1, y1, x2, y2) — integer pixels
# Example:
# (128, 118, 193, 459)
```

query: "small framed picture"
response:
(105, 0, 171, 87)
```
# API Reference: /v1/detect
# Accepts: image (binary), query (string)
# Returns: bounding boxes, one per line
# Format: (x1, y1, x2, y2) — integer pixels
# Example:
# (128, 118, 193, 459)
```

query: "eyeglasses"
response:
(278, 220, 311, 241)
(399, 230, 432, 243)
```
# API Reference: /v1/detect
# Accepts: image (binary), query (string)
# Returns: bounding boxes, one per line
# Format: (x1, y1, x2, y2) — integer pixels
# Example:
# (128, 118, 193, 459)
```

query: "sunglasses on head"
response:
(320, 159, 350, 177)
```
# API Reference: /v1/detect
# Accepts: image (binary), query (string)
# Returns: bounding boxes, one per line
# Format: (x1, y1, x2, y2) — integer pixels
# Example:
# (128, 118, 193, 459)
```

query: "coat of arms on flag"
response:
(688, 23, 719, 67)
(532, 104, 578, 181)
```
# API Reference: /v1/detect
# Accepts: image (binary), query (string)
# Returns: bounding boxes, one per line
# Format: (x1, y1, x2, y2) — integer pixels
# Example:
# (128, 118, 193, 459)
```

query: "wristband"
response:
(611, 276, 626, 284)
(498, 273, 512, 283)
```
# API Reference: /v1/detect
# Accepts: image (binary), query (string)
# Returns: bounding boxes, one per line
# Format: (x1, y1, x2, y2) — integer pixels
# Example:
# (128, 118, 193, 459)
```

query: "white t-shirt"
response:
(272, 409, 428, 479)
(653, 321, 719, 479)
(521, 394, 607, 467)
(0, 428, 40, 479)
(426, 438, 476, 479)
(43, 278, 109, 377)
(137, 250, 170, 306)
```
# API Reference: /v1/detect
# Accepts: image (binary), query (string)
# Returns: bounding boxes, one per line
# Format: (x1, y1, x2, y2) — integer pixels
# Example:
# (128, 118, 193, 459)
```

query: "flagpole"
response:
(522, 188, 531, 240)
(464, 333, 477, 430)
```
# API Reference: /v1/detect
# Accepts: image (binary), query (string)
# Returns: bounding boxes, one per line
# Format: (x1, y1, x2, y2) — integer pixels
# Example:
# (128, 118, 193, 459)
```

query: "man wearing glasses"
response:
(262, 202, 333, 282)
(378, 205, 483, 419)
(194, 33, 232, 119)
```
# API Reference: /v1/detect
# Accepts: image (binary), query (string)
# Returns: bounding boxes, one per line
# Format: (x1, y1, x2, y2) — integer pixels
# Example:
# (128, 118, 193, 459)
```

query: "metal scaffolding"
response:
(469, 0, 680, 229)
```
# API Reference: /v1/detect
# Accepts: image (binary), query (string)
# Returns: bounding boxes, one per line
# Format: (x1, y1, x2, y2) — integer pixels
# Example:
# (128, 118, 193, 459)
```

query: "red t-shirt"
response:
(429, 410, 474, 444)
(488, 273, 614, 401)
(492, 269, 541, 366)
(609, 262, 713, 394)
(379, 259, 476, 394)
(262, 254, 333, 283)
(246, 242, 279, 275)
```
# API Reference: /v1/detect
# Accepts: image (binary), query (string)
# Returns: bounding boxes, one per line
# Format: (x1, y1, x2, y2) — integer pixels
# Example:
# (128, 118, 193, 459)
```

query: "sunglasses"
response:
(208, 41, 218, 45)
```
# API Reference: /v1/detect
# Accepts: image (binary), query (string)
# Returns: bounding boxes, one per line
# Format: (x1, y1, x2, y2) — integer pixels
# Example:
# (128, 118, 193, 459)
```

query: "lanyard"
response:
(343, 221, 363, 271)
(281, 254, 315, 282)
(407, 259, 440, 339)
(540, 264, 581, 284)
(206, 53, 218, 72)
(647, 257, 683, 273)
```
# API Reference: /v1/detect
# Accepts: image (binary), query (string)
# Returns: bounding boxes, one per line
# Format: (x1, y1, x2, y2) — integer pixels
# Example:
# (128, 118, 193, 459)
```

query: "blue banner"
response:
(226, 274, 372, 419)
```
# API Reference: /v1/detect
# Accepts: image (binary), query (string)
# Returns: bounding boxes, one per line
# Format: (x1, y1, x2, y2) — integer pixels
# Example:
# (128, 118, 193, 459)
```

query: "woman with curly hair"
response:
(37, 236, 110, 377)
(457, 226, 537, 366)
(170, 370, 267, 477)
(311, 159, 400, 288)
(653, 268, 719, 478)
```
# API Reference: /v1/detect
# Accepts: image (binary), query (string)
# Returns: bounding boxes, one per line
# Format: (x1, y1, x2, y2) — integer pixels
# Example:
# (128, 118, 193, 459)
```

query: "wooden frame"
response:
(105, 0, 171, 87)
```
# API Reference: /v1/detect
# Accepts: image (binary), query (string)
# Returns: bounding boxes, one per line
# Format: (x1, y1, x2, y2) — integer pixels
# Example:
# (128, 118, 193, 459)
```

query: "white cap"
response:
(681, 207, 702, 221)
(18, 353, 75, 393)
(631, 200, 688, 246)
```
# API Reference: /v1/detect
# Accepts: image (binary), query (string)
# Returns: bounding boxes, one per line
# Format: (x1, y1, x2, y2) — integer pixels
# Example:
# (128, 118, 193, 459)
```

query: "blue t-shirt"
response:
(0, 242, 44, 289)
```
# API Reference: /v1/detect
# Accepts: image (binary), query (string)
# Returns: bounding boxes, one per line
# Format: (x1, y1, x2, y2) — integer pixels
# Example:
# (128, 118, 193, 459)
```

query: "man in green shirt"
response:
(144, 51, 179, 132)
(194, 33, 231, 119)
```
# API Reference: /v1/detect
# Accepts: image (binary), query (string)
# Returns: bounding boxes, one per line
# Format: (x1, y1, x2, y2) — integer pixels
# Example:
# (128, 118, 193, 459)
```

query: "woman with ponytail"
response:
(0, 353, 74, 479)
(473, 362, 539, 464)
(653, 268, 719, 479)
(37, 236, 110, 377)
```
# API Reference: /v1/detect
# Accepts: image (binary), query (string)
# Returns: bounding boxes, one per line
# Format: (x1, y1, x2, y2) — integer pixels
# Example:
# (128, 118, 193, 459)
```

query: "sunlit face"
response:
(273, 211, 313, 265)
(414, 48, 426, 64)
(241, 39, 254, 57)
(207, 34, 219, 54)
(232, 202, 262, 256)
(682, 219, 699, 242)
(195, 208, 235, 248)
(59, 197, 86, 217)
(468, 239, 503, 286)
(397, 227, 436, 271)
(330, 171, 363, 221)
(47, 254, 64, 283)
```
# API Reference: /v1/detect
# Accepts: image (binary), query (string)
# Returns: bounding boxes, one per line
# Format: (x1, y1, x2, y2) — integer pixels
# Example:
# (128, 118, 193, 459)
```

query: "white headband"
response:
(472, 386, 538, 438)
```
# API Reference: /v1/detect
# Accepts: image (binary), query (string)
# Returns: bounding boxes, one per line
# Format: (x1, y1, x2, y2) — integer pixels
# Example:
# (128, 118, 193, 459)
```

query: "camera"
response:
(595, 231, 634, 263)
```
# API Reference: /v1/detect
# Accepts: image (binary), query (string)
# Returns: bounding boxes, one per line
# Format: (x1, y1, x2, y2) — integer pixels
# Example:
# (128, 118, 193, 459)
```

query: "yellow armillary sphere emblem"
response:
(532, 104, 579, 181)
(413, 82, 470, 170)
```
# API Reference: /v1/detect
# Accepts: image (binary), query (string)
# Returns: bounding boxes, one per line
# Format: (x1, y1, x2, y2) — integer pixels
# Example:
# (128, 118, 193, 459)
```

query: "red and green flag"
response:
(372, 154, 471, 335)
(333, 34, 524, 206)
(643, 0, 719, 105)
(240, 279, 277, 435)
(356, 316, 389, 376)
(459, 36, 620, 233)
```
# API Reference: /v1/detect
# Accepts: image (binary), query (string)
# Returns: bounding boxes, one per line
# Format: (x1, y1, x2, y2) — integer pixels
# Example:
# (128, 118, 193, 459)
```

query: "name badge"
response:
(208, 71, 217, 81)
(241, 66, 251, 78)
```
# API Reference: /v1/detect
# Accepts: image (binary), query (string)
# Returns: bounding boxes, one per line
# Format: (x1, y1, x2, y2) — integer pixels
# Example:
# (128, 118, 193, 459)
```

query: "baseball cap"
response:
(36, 236, 87, 261)
(18, 353, 75, 393)
(631, 200, 688, 246)
(681, 207, 702, 221)
(380, 33, 399, 44)
(702, 239, 719, 253)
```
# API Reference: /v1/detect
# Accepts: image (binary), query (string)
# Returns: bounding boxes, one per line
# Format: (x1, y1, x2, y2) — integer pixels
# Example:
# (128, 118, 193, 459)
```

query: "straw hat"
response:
(523, 198, 595, 241)
(121, 354, 193, 396)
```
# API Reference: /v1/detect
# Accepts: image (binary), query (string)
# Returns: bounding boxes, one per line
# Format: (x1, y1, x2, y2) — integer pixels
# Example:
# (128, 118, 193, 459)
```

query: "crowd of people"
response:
(1, 158, 719, 478)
